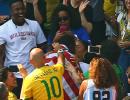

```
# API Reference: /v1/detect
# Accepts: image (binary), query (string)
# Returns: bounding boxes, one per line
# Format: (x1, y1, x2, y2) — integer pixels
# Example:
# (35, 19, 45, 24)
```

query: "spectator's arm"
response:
(78, 80, 87, 100)
(79, 1, 93, 33)
(71, 0, 79, 8)
(33, 0, 44, 24)
(17, 64, 28, 79)
(65, 61, 82, 84)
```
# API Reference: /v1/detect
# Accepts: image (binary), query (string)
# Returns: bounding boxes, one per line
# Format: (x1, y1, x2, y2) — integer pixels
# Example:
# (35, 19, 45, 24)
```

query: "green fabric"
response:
(112, 64, 123, 79)
(83, 71, 89, 79)
(112, 64, 124, 100)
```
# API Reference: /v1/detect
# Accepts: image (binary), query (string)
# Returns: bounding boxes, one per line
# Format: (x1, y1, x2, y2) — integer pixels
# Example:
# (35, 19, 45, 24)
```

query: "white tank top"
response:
(83, 79, 117, 100)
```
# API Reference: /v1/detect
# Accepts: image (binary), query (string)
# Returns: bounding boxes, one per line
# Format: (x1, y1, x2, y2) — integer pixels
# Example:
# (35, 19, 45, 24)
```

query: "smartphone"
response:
(88, 46, 100, 54)
(59, 24, 69, 33)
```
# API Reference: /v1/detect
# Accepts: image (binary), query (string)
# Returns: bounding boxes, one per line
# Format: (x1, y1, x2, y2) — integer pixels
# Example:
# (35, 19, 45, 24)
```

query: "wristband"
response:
(57, 49, 64, 54)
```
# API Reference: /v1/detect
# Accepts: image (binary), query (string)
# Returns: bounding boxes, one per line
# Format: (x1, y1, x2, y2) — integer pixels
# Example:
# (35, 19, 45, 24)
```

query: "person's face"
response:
(58, 11, 70, 26)
(11, 1, 26, 25)
(5, 71, 17, 89)
(75, 40, 87, 56)
(125, 0, 130, 10)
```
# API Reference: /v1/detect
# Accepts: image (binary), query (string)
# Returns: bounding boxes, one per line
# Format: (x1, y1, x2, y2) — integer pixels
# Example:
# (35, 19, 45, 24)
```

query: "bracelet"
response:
(57, 49, 64, 53)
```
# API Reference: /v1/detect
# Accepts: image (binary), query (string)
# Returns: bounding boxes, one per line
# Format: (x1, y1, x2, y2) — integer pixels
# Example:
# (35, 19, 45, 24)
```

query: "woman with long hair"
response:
(48, 4, 91, 44)
(78, 57, 118, 100)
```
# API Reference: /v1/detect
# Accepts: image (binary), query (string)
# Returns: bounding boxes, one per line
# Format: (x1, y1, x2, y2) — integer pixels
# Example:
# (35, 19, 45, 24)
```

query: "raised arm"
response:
(79, 1, 93, 33)
(33, 0, 45, 24)
(52, 42, 65, 65)
(78, 80, 87, 100)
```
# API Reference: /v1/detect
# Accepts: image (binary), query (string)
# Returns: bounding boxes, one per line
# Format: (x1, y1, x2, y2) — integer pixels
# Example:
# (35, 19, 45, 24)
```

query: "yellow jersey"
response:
(8, 91, 17, 100)
(104, 0, 116, 16)
(22, 64, 64, 100)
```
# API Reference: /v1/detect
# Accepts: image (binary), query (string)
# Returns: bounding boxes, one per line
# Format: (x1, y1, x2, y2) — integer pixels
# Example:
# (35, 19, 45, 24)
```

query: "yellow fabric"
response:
(23, 64, 64, 100)
(8, 91, 17, 100)
(104, 0, 116, 16)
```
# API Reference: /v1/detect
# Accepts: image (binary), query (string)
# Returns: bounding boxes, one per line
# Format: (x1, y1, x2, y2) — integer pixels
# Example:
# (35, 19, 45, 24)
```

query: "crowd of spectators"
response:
(0, 0, 130, 99)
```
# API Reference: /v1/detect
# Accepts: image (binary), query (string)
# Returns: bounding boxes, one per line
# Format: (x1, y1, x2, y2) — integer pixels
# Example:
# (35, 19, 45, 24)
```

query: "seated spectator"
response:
(48, 4, 91, 44)
(22, 48, 65, 100)
(78, 57, 118, 100)
(0, 67, 17, 100)
(0, 82, 8, 100)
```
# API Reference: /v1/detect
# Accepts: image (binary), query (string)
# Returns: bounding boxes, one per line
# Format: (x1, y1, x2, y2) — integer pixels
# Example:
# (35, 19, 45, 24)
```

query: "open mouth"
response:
(18, 14, 24, 17)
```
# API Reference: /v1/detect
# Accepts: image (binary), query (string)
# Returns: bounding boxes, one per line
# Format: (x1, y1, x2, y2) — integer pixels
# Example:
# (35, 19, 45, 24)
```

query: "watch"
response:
(57, 49, 64, 54)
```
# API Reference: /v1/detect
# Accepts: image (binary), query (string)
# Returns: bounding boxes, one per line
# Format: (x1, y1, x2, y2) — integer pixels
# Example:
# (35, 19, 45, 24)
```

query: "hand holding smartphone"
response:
(59, 24, 70, 33)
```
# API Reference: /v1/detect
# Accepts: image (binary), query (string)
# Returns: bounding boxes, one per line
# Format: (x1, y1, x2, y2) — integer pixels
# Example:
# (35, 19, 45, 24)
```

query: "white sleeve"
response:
(117, 12, 123, 23)
(35, 22, 47, 44)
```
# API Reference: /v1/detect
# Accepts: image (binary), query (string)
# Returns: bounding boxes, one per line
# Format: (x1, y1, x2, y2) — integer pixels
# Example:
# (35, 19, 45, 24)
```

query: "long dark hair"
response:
(100, 40, 121, 64)
(50, 4, 81, 38)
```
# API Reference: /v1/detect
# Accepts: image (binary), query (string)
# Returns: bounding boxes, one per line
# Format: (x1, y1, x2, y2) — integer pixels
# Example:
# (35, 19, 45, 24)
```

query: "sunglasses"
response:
(58, 16, 69, 22)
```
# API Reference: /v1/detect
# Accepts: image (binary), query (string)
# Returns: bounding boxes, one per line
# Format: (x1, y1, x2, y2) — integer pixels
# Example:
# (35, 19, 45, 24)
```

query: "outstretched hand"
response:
(52, 42, 61, 51)
(79, 0, 90, 13)
(17, 64, 28, 78)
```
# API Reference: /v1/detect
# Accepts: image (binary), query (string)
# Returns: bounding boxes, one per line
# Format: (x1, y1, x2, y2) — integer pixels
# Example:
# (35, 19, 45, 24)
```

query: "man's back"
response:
(22, 64, 64, 100)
